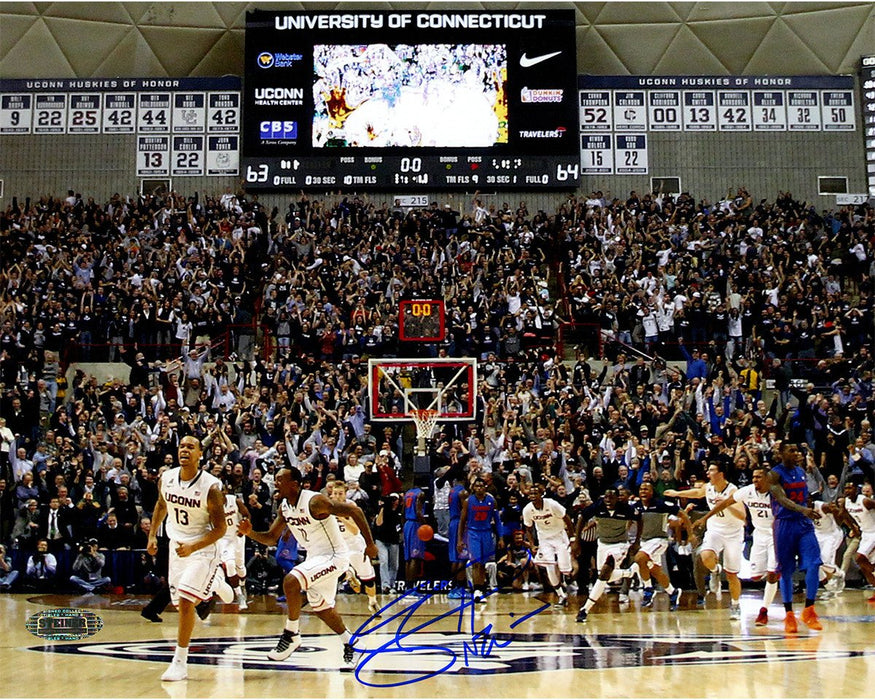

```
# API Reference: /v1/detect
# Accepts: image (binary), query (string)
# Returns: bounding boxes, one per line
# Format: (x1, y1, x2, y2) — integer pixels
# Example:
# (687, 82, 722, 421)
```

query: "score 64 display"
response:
(242, 9, 580, 190)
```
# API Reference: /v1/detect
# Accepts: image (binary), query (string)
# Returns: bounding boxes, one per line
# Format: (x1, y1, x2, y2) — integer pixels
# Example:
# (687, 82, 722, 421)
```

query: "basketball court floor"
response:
(2, 587, 873, 698)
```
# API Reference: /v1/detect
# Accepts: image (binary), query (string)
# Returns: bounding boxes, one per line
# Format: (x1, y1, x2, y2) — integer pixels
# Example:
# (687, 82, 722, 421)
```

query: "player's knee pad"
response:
(646, 560, 657, 571)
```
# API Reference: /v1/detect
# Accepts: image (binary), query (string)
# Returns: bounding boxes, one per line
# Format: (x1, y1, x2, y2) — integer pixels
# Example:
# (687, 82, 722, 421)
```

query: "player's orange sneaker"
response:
(866, 592, 875, 603)
(755, 607, 769, 626)
(784, 611, 798, 634)
(800, 605, 822, 630)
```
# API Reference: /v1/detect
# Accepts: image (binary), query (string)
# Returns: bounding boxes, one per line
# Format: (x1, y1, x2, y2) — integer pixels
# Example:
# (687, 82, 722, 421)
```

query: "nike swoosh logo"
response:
(519, 51, 561, 68)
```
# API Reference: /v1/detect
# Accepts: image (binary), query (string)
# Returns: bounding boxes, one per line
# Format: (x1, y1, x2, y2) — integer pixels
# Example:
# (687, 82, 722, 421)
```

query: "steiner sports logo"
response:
(26, 608, 103, 641)
(518, 127, 567, 139)
(521, 87, 564, 104)
(257, 51, 304, 69)
(28, 632, 875, 680)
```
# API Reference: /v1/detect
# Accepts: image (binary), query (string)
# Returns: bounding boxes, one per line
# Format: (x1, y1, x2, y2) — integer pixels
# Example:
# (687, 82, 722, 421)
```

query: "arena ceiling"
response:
(0, 2, 872, 79)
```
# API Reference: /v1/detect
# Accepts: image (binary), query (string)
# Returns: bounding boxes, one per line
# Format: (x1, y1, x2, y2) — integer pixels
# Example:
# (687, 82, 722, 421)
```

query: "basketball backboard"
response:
(368, 357, 477, 422)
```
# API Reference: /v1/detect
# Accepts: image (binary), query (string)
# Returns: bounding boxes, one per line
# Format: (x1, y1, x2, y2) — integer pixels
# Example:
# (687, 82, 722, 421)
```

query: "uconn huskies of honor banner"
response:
(579, 75, 856, 135)
(578, 75, 857, 174)
(0, 77, 241, 177)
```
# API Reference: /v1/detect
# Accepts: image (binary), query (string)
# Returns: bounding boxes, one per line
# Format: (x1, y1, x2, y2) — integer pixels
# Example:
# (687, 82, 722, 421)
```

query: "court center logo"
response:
(29, 632, 874, 683)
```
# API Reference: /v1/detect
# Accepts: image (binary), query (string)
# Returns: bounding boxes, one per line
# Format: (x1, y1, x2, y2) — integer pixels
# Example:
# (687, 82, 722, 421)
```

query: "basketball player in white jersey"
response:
(666, 462, 746, 619)
(841, 481, 875, 601)
(329, 480, 381, 617)
(147, 435, 232, 682)
(219, 483, 251, 609)
(693, 467, 778, 624)
(522, 482, 577, 607)
(810, 495, 847, 596)
(238, 466, 377, 667)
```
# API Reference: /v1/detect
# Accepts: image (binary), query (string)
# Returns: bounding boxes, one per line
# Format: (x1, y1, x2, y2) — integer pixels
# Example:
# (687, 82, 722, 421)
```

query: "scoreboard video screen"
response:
(242, 9, 580, 190)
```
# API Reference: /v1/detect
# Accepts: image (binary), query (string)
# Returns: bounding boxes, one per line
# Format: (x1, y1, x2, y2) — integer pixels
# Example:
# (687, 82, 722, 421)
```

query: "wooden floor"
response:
(2, 586, 874, 698)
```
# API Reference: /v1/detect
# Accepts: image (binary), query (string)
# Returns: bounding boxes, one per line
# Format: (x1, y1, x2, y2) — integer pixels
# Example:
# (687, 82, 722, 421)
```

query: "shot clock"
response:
(399, 299, 445, 342)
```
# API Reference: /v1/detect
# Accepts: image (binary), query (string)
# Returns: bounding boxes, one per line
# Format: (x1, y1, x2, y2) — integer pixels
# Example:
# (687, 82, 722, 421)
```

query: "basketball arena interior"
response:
(1, 3, 874, 698)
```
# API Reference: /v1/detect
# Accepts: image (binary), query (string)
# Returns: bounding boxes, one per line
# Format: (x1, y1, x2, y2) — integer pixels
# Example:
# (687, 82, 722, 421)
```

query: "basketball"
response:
(417, 524, 434, 542)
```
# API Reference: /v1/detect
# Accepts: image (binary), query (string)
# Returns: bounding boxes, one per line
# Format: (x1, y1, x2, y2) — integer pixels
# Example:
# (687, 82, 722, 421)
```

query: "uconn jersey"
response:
(335, 500, 366, 552)
(732, 484, 773, 534)
(705, 482, 745, 534)
(161, 468, 222, 544)
(279, 489, 349, 559)
(522, 498, 567, 538)
(845, 494, 875, 536)
(221, 494, 242, 544)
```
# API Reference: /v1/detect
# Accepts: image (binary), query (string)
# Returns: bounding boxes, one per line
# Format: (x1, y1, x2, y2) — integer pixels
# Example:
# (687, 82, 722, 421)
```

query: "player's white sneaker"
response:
(161, 660, 188, 682)
(709, 565, 722, 595)
(729, 602, 741, 620)
(236, 590, 249, 610)
(367, 600, 382, 619)
(555, 589, 568, 607)
(343, 642, 364, 669)
(268, 631, 301, 661)
(215, 577, 234, 604)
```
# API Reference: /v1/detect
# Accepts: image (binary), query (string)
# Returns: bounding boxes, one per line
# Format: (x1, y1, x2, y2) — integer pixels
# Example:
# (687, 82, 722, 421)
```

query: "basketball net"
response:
(410, 408, 439, 457)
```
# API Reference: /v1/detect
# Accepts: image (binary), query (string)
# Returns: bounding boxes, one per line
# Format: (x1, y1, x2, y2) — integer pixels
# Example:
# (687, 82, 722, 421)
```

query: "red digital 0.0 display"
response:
(399, 299, 445, 342)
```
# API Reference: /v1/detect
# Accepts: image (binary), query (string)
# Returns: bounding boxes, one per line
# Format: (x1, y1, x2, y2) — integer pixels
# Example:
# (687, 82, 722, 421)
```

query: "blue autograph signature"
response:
(350, 585, 550, 687)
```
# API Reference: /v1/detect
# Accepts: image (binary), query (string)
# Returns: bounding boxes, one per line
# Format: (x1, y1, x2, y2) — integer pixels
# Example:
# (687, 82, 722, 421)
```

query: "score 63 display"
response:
(242, 9, 580, 190)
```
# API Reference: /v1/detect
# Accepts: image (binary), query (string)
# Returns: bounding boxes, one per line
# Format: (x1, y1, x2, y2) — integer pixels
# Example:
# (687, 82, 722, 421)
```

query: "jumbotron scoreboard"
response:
(241, 9, 582, 190)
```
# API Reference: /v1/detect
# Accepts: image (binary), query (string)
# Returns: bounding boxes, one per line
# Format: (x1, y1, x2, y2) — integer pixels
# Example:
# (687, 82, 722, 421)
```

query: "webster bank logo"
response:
(257, 52, 304, 69)
(521, 87, 564, 104)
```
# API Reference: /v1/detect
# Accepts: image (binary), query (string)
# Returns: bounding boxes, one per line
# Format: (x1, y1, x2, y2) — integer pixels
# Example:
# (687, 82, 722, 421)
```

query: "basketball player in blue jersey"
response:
(768, 443, 823, 633)
(458, 477, 502, 603)
(402, 482, 426, 589)
(445, 468, 469, 599)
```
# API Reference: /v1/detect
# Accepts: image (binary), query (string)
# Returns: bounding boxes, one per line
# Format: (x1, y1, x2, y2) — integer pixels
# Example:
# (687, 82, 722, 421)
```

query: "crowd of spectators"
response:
(0, 185, 871, 593)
